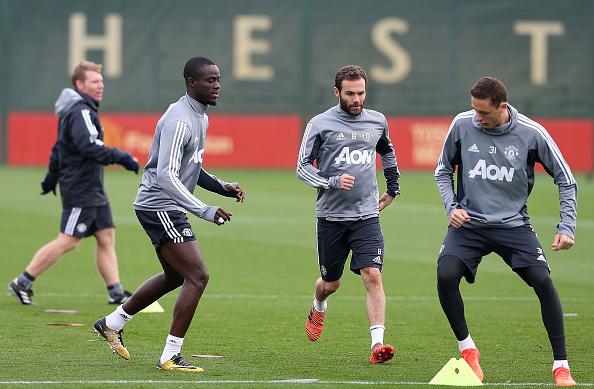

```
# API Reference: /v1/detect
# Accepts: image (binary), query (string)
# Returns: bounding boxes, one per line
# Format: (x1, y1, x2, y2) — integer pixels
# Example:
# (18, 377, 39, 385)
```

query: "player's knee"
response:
(518, 266, 553, 292)
(322, 279, 340, 294)
(530, 272, 554, 294)
(56, 236, 81, 252)
(437, 256, 463, 290)
(95, 229, 116, 247)
(187, 270, 209, 290)
(361, 267, 382, 288)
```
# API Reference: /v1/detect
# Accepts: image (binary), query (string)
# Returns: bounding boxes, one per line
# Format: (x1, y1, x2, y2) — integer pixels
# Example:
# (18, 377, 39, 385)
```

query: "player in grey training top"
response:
(298, 105, 399, 220)
(94, 57, 244, 372)
(298, 65, 399, 364)
(133, 90, 227, 221)
(434, 77, 577, 386)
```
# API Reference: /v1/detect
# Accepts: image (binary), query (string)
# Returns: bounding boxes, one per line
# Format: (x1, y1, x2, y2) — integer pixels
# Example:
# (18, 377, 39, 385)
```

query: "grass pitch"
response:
(0, 167, 592, 388)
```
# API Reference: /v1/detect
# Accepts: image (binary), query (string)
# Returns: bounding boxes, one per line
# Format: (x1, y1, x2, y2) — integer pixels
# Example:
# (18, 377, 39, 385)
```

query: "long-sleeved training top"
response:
(297, 105, 400, 221)
(134, 94, 229, 224)
(435, 104, 577, 238)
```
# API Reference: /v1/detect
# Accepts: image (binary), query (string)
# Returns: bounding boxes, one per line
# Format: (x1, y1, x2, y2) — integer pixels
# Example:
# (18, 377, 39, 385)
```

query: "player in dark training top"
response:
(434, 77, 577, 386)
(8, 60, 139, 306)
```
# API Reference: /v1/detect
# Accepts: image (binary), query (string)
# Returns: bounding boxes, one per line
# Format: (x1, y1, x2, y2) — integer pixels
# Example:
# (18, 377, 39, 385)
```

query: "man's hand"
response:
(224, 183, 245, 203)
(120, 154, 139, 174)
(339, 174, 355, 190)
(378, 193, 395, 212)
(552, 233, 574, 251)
(214, 207, 233, 225)
(449, 209, 471, 228)
(40, 174, 58, 195)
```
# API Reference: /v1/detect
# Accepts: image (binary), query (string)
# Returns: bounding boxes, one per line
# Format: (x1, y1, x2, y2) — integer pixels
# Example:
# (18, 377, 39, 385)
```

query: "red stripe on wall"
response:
(8, 112, 302, 168)
(8, 113, 58, 166)
(7, 112, 594, 172)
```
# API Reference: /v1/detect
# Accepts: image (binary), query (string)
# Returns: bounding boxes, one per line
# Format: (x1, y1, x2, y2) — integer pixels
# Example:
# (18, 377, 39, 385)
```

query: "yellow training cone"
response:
(140, 301, 164, 313)
(429, 357, 483, 386)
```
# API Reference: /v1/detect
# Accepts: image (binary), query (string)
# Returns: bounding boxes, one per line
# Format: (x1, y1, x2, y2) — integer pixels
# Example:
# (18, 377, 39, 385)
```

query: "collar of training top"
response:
(184, 93, 207, 116)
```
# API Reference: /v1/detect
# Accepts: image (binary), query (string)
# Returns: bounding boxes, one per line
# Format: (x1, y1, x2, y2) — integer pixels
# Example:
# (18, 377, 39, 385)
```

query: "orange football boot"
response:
(369, 343, 395, 364)
(553, 367, 576, 387)
(305, 307, 325, 341)
(461, 348, 484, 382)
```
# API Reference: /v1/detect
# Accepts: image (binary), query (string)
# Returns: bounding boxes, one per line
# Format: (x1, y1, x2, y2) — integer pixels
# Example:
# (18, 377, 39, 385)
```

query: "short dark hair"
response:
(71, 60, 102, 88)
(470, 77, 508, 107)
(335, 65, 367, 90)
(183, 56, 216, 80)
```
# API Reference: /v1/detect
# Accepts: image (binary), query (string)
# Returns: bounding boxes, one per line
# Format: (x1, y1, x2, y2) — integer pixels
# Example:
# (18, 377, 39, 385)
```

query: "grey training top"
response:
(297, 105, 400, 221)
(134, 94, 224, 223)
(435, 104, 578, 238)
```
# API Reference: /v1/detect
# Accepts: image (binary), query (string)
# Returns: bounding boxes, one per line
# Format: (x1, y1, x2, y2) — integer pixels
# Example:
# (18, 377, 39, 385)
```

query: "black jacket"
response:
(47, 89, 129, 208)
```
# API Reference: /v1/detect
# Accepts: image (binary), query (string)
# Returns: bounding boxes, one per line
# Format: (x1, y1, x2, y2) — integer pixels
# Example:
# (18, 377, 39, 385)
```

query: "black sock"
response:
(437, 255, 470, 341)
(516, 266, 567, 360)
(107, 282, 124, 298)
(17, 271, 36, 289)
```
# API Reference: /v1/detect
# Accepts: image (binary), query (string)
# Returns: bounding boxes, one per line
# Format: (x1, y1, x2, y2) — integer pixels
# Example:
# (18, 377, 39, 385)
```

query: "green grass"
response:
(0, 167, 592, 388)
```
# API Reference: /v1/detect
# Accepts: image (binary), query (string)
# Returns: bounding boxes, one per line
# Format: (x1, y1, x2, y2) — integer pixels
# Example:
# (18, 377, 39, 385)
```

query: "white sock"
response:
(370, 325, 385, 349)
(160, 335, 184, 364)
(313, 296, 327, 312)
(105, 305, 133, 331)
(458, 334, 477, 353)
(553, 360, 569, 372)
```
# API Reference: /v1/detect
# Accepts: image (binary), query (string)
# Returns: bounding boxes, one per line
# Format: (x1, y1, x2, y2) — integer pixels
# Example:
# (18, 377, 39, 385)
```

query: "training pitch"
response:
(1, 167, 592, 388)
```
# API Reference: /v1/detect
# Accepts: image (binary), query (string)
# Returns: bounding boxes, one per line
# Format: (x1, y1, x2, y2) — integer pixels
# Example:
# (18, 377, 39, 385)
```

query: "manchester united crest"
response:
(362, 129, 373, 141)
(504, 145, 519, 161)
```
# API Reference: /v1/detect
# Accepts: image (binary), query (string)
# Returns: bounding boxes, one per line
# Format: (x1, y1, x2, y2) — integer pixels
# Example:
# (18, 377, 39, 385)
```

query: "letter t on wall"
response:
(514, 21, 564, 86)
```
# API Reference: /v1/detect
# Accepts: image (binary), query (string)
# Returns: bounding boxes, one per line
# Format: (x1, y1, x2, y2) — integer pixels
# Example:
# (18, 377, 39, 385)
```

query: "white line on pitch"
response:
(0, 379, 592, 386)
(32, 292, 593, 302)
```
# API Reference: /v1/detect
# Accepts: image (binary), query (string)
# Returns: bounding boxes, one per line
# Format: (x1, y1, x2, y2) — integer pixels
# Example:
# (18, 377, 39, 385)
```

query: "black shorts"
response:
(61, 204, 114, 238)
(316, 217, 384, 282)
(438, 224, 550, 283)
(135, 209, 196, 249)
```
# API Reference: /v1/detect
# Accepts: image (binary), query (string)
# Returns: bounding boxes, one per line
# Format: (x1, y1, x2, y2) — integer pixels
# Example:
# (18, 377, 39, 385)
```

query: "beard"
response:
(339, 97, 363, 116)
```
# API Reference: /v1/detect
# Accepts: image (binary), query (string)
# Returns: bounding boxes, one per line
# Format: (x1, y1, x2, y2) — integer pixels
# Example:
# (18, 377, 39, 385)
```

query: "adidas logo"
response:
(537, 255, 547, 262)
(468, 144, 480, 153)
(336, 132, 346, 141)
(372, 256, 383, 265)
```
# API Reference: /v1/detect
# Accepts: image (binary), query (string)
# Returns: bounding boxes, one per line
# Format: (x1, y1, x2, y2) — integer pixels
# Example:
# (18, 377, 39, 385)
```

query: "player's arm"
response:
(156, 120, 229, 224)
(534, 128, 578, 249)
(41, 141, 60, 195)
(197, 169, 244, 203)
(296, 121, 350, 190)
(67, 109, 138, 173)
(376, 121, 400, 210)
(435, 118, 467, 226)
(47, 141, 60, 177)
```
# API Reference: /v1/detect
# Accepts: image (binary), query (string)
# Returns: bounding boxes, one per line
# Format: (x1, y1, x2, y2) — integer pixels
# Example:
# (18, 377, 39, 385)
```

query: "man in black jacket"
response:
(8, 60, 139, 305)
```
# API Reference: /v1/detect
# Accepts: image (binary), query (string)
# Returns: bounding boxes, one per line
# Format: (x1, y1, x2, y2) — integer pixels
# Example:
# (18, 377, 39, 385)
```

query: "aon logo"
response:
(189, 147, 204, 164)
(468, 159, 514, 182)
(334, 147, 374, 165)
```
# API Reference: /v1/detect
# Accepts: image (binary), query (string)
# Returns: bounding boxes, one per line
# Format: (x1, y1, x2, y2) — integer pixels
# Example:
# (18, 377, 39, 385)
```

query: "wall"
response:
(7, 113, 592, 171)
(1, 0, 592, 170)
